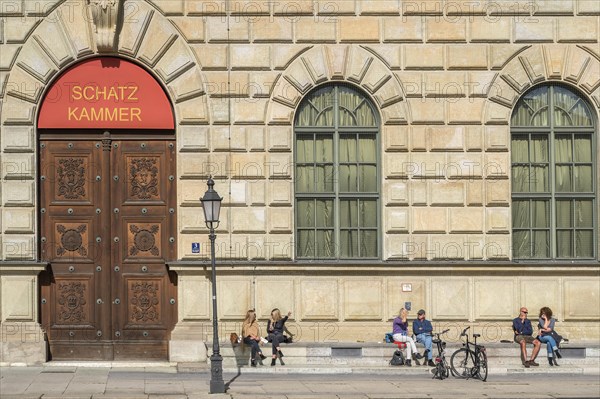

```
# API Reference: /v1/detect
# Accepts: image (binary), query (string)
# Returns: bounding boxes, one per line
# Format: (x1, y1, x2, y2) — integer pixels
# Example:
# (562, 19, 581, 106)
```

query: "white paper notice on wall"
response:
(192, 243, 200, 254)
(402, 283, 412, 292)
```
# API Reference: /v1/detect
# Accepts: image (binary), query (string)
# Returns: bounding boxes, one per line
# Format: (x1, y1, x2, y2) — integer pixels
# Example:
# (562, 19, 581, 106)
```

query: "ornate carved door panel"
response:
(111, 140, 177, 359)
(40, 138, 176, 360)
(40, 140, 110, 359)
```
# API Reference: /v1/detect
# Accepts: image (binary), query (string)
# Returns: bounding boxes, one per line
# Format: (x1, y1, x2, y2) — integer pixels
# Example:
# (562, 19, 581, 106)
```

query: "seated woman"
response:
(392, 308, 422, 367)
(537, 306, 562, 366)
(267, 308, 291, 366)
(241, 309, 266, 367)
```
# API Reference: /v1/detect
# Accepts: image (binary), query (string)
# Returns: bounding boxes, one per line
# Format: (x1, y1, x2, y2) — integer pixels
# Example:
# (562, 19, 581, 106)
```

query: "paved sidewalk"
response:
(1, 367, 599, 398)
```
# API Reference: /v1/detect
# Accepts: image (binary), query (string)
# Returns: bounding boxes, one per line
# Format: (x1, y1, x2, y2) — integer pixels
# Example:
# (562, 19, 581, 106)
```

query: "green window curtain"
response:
(531, 135, 549, 192)
(296, 86, 335, 127)
(315, 135, 334, 193)
(574, 134, 593, 192)
(339, 134, 377, 193)
(339, 135, 358, 192)
(575, 200, 594, 258)
(511, 86, 549, 127)
(338, 86, 377, 127)
(296, 135, 314, 193)
(295, 85, 380, 259)
(556, 200, 572, 258)
(511, 135, 529, 193)
(532, 200, 550, 258)
(555, 135, 572, 192)
(296, 199, 334, 258)
(553, 86, 594, 127)
(359, 135, 377, 192)
(340, 199, 378, 258)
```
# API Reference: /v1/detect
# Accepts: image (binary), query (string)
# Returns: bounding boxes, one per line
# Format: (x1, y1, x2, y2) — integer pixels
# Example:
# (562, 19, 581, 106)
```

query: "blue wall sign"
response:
(192, 242, 200, 253)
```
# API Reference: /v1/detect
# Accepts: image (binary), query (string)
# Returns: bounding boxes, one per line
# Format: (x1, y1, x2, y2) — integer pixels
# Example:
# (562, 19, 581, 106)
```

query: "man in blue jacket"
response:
(512, 307, 541, 367)
(413, 309, 435, 367)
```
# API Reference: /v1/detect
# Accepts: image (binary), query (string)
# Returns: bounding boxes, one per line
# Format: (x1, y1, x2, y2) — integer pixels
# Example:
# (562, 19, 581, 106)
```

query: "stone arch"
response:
(266, 45, 409, 126)
(0, 0, 209, 130)
(484, 44, 600, 125)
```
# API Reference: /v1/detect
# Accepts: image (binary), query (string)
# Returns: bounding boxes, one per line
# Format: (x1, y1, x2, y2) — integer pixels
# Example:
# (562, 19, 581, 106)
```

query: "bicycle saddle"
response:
(473, 334, 481, 338)
(432, 339, 441, 344)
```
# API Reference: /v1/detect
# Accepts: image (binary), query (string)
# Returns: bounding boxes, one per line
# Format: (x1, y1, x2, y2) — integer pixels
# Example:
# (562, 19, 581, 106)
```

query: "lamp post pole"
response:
(208, 225, 224, 394)
(201, 177, 225, 394)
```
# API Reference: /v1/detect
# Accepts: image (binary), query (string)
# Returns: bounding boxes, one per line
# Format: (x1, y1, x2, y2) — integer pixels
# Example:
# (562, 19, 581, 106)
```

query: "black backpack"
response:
(389, 350, 405, 366)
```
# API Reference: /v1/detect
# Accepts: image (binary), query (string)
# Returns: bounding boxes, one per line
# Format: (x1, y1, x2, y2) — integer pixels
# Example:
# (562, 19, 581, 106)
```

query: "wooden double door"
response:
(39, 136, 177, 360)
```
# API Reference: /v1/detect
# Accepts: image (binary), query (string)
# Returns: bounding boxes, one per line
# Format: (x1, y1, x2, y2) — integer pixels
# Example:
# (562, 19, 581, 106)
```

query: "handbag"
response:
(549, 330, 563, 346)
(389, 350, 405, 366)
(230, 332, 240, 345)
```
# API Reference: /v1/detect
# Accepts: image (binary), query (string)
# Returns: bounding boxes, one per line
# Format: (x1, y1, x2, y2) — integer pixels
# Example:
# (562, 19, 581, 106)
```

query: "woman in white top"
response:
(392, 308, 422, 366)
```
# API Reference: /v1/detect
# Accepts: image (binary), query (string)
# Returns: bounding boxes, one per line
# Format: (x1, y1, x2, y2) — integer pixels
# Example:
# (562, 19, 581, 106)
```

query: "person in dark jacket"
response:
(512, 306, 541, 367)
(412, 309, 435, 367)
(267, 308, 291, 366)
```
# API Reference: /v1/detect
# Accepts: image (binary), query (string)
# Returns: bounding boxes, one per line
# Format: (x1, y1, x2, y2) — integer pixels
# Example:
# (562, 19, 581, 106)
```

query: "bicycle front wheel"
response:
(450, 348, 475, 378)
(442, 359, 450, 379)
(476, 351, 488, 381)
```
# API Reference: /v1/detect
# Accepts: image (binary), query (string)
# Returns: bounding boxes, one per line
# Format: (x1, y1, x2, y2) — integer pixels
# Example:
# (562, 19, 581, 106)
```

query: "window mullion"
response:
(549, 86, 557, 258)
(334, 87, 340, 259)
(313, 136, 318, 258)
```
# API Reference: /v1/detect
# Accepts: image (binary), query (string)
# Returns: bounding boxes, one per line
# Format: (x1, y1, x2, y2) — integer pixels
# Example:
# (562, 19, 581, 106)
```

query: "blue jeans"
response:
(538, 335, 558, 356)
(415, 333, 433, 360)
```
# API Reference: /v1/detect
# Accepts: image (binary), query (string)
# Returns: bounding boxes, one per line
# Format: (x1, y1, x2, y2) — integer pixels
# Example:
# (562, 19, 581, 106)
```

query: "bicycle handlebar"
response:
(439, 329, 450, 335)
(460, 326, 470, 336)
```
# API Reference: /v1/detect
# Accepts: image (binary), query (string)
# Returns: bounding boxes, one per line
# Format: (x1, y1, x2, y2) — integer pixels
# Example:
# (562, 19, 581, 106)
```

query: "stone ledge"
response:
(0, 261, 47, 273)
(168, 260, 600, 273)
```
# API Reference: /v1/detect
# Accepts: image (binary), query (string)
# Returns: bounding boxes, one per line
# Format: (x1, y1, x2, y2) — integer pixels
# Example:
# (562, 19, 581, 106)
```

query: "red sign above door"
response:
(38, 57, 175, 130)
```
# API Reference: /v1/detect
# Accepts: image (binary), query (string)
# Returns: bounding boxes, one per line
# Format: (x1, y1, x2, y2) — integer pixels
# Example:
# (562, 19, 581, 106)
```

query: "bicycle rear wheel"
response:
(476, 351, 488, 381)
(450, 348, 475, 378)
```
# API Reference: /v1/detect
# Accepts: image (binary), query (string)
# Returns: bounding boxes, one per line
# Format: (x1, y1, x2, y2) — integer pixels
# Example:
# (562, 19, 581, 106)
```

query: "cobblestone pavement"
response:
(1, 367, 600, 398)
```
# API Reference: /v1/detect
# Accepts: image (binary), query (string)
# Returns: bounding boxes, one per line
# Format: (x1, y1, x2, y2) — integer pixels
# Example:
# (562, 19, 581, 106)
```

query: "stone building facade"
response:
(0, 0, 598, 364)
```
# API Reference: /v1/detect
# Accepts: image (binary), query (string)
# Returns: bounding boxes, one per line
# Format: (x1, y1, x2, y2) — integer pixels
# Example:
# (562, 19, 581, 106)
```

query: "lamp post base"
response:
(209, 353, 226, 394)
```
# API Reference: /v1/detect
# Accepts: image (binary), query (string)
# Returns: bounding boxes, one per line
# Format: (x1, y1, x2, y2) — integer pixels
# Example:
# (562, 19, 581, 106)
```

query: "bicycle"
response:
(450, 326, 488, 381)
(430, 329, 450, 380)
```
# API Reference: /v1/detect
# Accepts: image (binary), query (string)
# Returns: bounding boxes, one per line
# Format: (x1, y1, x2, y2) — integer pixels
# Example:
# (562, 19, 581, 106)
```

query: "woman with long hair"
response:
(241, 309, 266, 367)
(537, 307, 562, 366)
(267, 308, 291, 366)
(392, 308, 422, 366)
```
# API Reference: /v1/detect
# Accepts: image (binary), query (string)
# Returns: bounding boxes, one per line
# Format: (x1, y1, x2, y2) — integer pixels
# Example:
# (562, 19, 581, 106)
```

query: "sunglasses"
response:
(521, 310, 528, 314)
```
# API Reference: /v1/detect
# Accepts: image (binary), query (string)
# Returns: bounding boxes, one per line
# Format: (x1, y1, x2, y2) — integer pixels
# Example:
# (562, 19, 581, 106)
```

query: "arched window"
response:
(294, 84, 380, 259)
(511, 84, 596, 259)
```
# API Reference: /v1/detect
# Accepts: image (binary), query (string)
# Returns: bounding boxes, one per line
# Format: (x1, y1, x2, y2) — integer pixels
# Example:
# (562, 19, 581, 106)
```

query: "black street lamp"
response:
(200, 177, 225, 394)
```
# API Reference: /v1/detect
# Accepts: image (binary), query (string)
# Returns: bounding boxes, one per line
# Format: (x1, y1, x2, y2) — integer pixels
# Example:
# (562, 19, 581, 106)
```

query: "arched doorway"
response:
(38, 57, 177, 360)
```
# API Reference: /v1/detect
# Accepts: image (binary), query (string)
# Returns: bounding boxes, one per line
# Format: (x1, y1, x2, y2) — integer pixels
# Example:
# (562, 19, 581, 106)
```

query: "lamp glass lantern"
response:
(201, 177, 222, 229)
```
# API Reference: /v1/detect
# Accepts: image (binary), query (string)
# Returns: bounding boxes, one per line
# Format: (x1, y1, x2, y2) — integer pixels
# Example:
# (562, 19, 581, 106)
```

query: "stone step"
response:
(216, 356, 600, 367)
(216, 343, 598, 359)
(178, 362, 599, 376)
(209, 342, 599, 369)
